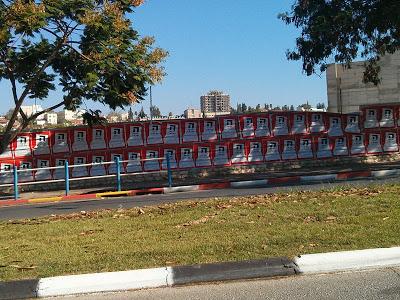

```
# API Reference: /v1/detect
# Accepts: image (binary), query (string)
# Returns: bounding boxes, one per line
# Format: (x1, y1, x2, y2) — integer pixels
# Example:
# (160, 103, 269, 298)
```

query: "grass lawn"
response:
(1, 183, 400, 281)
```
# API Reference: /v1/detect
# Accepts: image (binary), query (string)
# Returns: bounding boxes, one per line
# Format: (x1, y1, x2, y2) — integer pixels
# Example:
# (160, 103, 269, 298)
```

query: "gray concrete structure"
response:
(327, 52, 400, 114)
(200, 91, 230, 117)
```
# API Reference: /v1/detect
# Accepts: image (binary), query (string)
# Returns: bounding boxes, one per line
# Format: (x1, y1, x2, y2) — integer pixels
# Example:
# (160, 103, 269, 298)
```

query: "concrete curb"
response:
(1, 167, 399, 207)
(1, 247, 399, 299)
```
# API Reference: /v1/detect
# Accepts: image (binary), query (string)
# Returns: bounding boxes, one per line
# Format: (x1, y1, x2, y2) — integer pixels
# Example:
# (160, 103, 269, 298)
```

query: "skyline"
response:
(0, 1, 327, 115)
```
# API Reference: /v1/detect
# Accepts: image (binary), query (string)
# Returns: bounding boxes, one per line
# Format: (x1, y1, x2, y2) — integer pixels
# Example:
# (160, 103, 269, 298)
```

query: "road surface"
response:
(49, 267, 400, 300)
(0, 177, 398, 220)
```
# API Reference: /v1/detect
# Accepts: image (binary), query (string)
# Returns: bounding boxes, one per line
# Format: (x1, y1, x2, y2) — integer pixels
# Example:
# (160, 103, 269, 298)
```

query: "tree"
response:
(150, 105, 161, 118)
(138, 107, 147, 119)
(168, 112, 173, 118)
(316, 103, 326, 110)
(241, 103, 247, 113)
(280, 1, 399, 84)
(255, 104, 261, 112)
(0, 0, 167, 153)
(290, 105, 295, 111)
(128, 107, 134, 121)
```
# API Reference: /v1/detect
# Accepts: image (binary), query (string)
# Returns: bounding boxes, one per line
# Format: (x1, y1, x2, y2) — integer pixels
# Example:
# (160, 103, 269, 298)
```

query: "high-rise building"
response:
(327, 52, 400, 114)
(200, 91, 231, 117)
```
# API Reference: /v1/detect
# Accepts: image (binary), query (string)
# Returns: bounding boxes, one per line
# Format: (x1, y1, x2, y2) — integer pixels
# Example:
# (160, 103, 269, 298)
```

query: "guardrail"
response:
(0, 156, 173, 200)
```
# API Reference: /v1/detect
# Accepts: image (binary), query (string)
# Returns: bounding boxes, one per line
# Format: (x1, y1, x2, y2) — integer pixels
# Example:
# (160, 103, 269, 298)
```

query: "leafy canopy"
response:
(0, 0, 167, 150)
(280, 0, 400, 84)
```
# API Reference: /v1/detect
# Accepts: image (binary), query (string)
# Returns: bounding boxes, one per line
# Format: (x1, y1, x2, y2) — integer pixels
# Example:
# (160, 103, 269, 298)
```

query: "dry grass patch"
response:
(1, 184, 400, 281)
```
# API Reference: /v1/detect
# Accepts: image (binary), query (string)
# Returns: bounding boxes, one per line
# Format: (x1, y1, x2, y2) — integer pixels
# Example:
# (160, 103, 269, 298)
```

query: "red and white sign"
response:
(52, 130, 70, 153)
(366, 131, 383, 154)
(264, 138, 281, 161)
(309, 112, 326, 133)
(327, 114, 343, 137)
(379, 107, 395, 128)
(126, 124, 145, 147)
(230, 142, 247, 164)
(181, 120, 199, 143)
(162, 121, 180, 144)
(315, 135, 332, 158)
(291, 113, 307, 135)
(271, 114, 289, 136)
(297, 136, 313, 159)
(0, 159, 15, 183)
(247, 140, 264, 162)
(161, 147, 178, 170)
(178, 146, 195, 168)
(16, 159, 33, 182)
(126, 149, 143, 173)
(71, 153, 89, 178)
(281, 137, 297, 160)
(332, 136, 349, 156)
(363, 107, 379, 129)
(32, 131, 51, 156)
(349, 134, 366, 155)
(146, 122, 163, 145)
(52, 155, 70, 179)
(89, 152, 107, 176)
(201, 119, 218, 141)
(14, 133, 32, 158)
(0, 136, 14, 159)
(240, 115, 255, 138)
(71, 128, 89, 152)
(255, 115, 270, 137)
(220, 116, 238, 140)
(89, 127, 107, 150)
(34, 156, 52, 181)
(108, 125, 126, 149)
(144, 148, 160, 171)
(344, 114, 361, 133)
(213, 143, 230, 166)
(108, 150, 125, 174)
(383, 131, 398, 152)
(195, 143, 213, 167)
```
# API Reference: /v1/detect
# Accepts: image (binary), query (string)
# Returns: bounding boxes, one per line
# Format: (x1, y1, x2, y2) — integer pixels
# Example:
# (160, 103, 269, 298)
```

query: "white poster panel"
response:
(316, 137, 332, 158)
(273, 116, 288, 136)
(202, 120, 217, 141)
(221, 118, 238, 139)
(242, 117, 255, 138)
(367, 133, 383, 153)
(282, 139, 297, 160)
(53, 158, 67, 179)
(196, 147, 212, 167)
(147, 124, 162, 145)
(328, 117, 343, 137)
(14, 136, 31, 157)
(383, 132, 398, 152)
(182, 122, 199, 143)
(126, 152, 143, 173)
(162, 149, 178, 169)
(255, 117, 270, 137)
(33, 134, 50, 155)
(179, 148, 195, 168)
(345, 115, 360, 133)
(72, 157, 88, 178)
(144, 150, 160, 171)
(35, 159, 52, 181)
(53, 132, 69, 153)
(109, 127, 125, 148)
(18, 161, 33, 182)
(310, 113, 325, 133)
(351, 135, 366, 155)
(108, 153, 124, 174)
(90, 155, 106, 176)
(213, 145, 229, 166)
(164, 123, 180, 144)
(364, 109, 379, 128)
(292, 114, 307, 135)
(127, 126, 144, 147)
(380, 108, 394, 127)
(333, 137, 348, 156)
(265, 141, 281, 161)
(248, 142, 263, 162)
(231, 143, 246, 164)
(72, 130, 89, 152)
(298, 138, 313, 159)
(0, 163, 13, 183)
(90, 128, 107, 150)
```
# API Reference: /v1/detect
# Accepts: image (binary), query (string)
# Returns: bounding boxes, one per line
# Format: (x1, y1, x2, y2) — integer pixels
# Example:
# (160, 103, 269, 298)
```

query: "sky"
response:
(0, 0, 328, 116)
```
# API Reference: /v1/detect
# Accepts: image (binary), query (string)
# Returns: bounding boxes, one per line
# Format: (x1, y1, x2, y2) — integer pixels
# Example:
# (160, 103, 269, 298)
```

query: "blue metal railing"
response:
(0, 157, 172, 200)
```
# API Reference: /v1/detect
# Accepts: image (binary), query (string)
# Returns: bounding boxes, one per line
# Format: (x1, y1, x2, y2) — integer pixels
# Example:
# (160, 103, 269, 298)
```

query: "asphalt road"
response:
(0, 177, 398, 220)
(50, 267, 400, 300)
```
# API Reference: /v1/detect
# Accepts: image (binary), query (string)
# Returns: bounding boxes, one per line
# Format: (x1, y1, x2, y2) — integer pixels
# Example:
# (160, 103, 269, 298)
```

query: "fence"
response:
(0, 156, 173, 200)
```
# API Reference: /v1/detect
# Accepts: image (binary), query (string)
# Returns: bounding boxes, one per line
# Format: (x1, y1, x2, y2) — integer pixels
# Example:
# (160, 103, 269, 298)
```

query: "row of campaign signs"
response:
(0, 105, 400, 183)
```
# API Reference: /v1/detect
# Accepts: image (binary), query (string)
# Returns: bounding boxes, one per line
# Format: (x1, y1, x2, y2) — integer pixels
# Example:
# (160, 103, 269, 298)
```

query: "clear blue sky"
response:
(0, 0, 327, 115)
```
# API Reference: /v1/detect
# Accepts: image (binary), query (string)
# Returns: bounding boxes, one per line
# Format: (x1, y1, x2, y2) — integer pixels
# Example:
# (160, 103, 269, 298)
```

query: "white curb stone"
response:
(37, 267, 171, 297)
(230, 179, 268, 188)
(164, 185, 200, 193)
(295, 247, 400, 274)
(371, 169, 400, 178)
(300, 174, 338, 182)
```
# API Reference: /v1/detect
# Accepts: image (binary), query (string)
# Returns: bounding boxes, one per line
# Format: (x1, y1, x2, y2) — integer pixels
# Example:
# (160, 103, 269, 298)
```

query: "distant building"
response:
(200, 91, 231, 117)
(184, 108, 201, 119)
(327, 51, 400, 114)
(20, 104, 44, 120)
(45, 112, 58, 125)
(0, 116, 8, 127)
(57, 109, 84, 124)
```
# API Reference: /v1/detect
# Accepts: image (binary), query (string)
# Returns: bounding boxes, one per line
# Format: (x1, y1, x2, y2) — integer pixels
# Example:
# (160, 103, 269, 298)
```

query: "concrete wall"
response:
(327, 52, 400, 114)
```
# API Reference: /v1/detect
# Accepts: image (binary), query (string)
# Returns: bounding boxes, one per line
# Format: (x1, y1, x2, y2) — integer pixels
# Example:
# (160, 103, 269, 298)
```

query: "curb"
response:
(1, 247, 399, 299)
(1, 167, 399, 208)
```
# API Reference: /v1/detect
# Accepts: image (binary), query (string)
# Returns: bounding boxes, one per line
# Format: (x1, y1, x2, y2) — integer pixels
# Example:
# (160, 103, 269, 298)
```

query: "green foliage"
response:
(0, 0, 167, 152)
(281, 0, 400, 84)
(138, 106, 147, 119)
(150, 105, 161, 118)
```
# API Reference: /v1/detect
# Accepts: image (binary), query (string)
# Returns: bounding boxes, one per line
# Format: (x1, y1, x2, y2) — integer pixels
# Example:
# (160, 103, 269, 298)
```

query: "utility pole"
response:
(149, 85, 153, 124)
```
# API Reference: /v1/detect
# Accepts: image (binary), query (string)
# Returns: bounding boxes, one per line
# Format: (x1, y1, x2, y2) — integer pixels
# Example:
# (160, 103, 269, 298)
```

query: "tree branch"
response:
(64, 43, 94, 62)
(27, 101, 66, 123)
